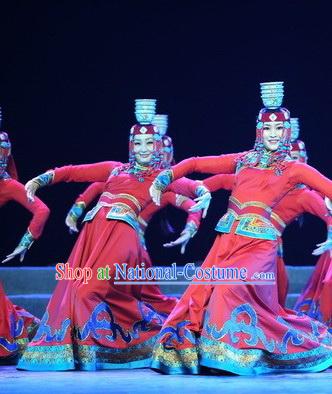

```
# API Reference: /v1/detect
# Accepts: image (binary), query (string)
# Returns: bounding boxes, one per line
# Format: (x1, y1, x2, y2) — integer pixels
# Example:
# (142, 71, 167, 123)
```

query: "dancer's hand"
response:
(325, 196, 332, 211)
(163, 221, 197, 254)
(149, 183, 162, 206)
(312, 240, 332, 256)
(25, 180, 39, 203)
(65, 214, 79, 234)
(1, 230, 34, 263)
(150, 170, 173, 206)
(25, 171, 54, 203)
(163, 231, 191, 254)
(65, 202, 85, 234)
(189, 192, 212, 218)
(2, 245, 28, 263)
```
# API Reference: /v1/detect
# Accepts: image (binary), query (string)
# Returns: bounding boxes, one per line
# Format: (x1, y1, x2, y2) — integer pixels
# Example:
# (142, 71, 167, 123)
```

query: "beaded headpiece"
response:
(128, 100, 164, 168)
(237, 82, 292, 174)
(153, 114, 174, 167)
(289, 118, 307, 163)
(111, 99, 164, 181)
(0, 130, 18, 180)
(290, 117, 300, 142)
(255, 81, 291, 146)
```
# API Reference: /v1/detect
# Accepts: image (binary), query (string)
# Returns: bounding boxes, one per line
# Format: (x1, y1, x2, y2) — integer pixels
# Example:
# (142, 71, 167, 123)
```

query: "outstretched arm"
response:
(166, 177, 212, 218)
(290, 162, 332, 200)
(171, 153, 239, 180)
(150, 153, 239, 205)
(65, 182, 106, 233)
(139, 192, 202, 254)
(202, 174, 236, 192)
(2, 180, 50, 263)
(300, 189, 332, 256)
(162, 194, 202, 254)
(25, 161, 121, 202)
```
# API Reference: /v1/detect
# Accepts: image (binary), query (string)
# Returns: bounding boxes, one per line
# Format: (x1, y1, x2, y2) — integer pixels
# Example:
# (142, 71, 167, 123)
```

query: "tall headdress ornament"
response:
(290, 117, 307, 163)
(290, 117, 300, 142)
(0, 107, 18, 180)
(153, 114, 174, 167)
(237, 81, 292, 175)
(128, 99, 163, 170)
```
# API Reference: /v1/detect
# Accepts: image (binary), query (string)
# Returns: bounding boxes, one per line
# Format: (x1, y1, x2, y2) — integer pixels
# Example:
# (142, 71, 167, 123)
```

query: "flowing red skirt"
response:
(140, 248, 178, 315)
(151, 232, 332, 375)
(295, 251, 332, 332)
(0, 282, 40, 362)
(276, 239, 289, 308)
(18, 208, 173, 371)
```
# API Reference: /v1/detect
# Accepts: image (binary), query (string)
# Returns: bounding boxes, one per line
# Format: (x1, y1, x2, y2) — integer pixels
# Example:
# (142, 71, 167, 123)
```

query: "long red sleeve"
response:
(167, 177, 200, 199)
(140, 192, 174, 224)
(179, 198, 202, 228)
(75, 182, 106, 205)
(140, 192, 202, 229)
(171, 153, 239, 180)
(299, 189, 332, 226)
(203, 174, 236, 192)
(3, 180, 50, 239)
(290, 163, 332, 200)
(53, 161, 122, 184)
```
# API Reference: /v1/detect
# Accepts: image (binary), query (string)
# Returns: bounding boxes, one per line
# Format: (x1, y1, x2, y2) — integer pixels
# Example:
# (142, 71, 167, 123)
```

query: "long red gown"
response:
(17, 161, 200, 371)
(295, 252, 332, 331)
(71, 181, 201, 314)
(151, 154, 332, 375)
(0, 178, 50, 360)
(271, 187, 332, 308)
(203, 174, 332, 307)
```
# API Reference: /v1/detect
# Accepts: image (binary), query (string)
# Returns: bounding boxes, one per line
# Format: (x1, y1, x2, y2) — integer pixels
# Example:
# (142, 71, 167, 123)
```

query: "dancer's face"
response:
(133, 134, 155, 165)
(262, 122, 284, 151)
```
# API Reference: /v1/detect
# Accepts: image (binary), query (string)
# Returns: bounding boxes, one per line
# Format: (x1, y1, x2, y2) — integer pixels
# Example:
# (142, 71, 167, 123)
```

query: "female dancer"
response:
(0, 128, 50, 361)
(64, 116, 204, 314)
(66, 180, 201, 314)
(295, 192, 332, 331)
(201, 171, 332, 308)
(199, 118, 331, 308)
(288, 119, 332, 331)
(149, 82, 332, 374)
(18, 121, 210, 371)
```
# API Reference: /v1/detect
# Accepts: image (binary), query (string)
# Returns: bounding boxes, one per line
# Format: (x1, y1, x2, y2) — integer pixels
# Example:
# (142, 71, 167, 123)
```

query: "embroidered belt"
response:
(228, 196, 272, 220)
(99, 191, 142, 212)
(83, 201, 140, 233)
(215, 197, 279, 240)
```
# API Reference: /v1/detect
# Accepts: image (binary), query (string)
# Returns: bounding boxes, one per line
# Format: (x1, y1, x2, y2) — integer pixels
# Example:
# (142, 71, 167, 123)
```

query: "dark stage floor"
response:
(0, 366, 331, 394)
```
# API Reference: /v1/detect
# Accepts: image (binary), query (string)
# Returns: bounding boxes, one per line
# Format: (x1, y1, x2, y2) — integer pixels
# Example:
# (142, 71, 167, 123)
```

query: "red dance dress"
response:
(72, 181, 201, 315)
(18, 161, 200, 371)
(0, 283, 40, 363)
(151, 154, 332, 375)
(0, 178, 50, 360)
(295, 252, 332, 331)
(203, 174, 332, 307)
(271, 187, 332, 308)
